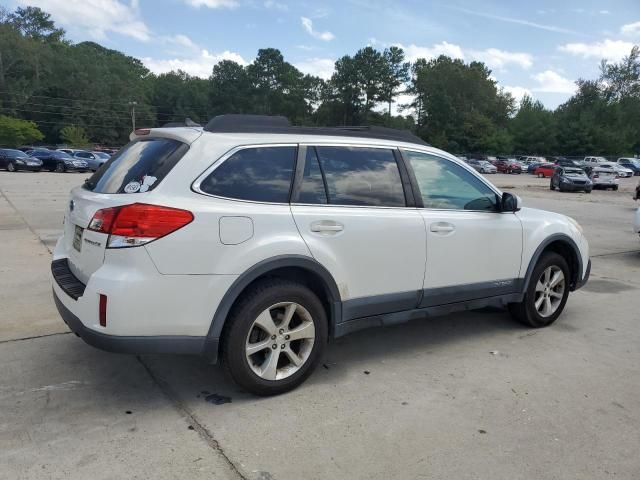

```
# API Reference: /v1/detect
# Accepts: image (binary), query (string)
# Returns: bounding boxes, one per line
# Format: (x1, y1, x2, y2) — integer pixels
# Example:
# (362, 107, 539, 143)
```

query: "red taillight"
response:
(99, 294, 107, 327)
(88, 203, 193, 248)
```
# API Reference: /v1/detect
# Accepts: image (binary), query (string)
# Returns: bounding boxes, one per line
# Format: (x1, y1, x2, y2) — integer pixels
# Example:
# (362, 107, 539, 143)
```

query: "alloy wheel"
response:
(245, 302, 315, 381)
(534, 266, 565, 317)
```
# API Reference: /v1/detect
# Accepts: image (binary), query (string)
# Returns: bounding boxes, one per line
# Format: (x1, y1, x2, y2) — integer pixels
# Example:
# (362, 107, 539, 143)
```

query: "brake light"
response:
(87, 203, 193, 248)
(99, 294, 107, 327)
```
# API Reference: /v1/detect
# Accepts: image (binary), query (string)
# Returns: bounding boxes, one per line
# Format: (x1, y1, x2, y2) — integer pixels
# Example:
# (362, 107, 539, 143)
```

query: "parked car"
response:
(467, 159, 497, 174)
(635, 206, 640, 239)
(527, 162, 541, 173)
(550, 167, 592, 193)
(72, 150, 108, 171)
(51, 115, 591, 395)
(92, 151, 111, 161)
(0, 148, 43, 172)
(555, 158, 584, 169)
(27, 149, 89, 172)
(589, 167, 619, 190)
(599, 162, 633, 178)
(521, 156, 546, 165)
(618, 158, 640, 176)
(495, 159, 522, 174)
(534, 163, 557, 178)
(583, 156, 608, 167)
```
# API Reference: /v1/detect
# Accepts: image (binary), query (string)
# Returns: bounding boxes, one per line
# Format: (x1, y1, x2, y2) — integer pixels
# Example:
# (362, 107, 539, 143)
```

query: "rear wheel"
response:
(613, 185, 619, 191)
(222, 279, 328, 396)
(509, 252, 570, 328)
(6, 162, 16, 172)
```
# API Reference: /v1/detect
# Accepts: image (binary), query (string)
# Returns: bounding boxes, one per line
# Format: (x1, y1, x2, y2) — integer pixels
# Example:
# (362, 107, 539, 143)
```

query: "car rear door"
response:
(290, 145, 426, 320)
(401, 149, 523, 305)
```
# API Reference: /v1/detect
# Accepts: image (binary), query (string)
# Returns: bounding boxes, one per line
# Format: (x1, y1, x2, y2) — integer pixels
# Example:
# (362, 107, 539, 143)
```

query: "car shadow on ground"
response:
(136, 308, 527, 404)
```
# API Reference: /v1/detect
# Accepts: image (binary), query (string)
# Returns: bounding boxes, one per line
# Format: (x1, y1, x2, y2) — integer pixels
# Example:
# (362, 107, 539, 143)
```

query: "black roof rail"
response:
(203, 114, 429, 146)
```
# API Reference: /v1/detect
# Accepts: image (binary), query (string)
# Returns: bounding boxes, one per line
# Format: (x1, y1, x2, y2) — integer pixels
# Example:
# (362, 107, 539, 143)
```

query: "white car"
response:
(583, 156, 608, 166)
(635, 208, 640, 238)
(51, 116, 591, 395)
(590, 167, 619, 190)
(601, 162, 633, 178)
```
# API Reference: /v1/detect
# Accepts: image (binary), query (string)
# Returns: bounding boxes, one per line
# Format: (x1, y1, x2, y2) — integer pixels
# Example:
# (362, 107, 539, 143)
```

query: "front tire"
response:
(550, 181, 555, 190)
(222, 279, 328, 396)
(509, 252, 570, 328)
(55, 162, 66, 173)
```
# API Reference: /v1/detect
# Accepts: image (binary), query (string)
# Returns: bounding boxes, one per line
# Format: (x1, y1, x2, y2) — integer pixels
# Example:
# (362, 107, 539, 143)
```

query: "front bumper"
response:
(561, 182, 592, 191)
(574, 259, 591, 290)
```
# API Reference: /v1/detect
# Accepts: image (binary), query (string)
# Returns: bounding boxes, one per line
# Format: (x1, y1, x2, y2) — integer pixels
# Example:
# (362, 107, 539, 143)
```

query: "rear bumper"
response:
(53, 288, 205, 355)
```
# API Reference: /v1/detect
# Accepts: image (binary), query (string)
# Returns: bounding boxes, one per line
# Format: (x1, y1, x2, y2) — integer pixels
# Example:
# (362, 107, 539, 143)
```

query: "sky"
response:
(8, 0, 640, 110)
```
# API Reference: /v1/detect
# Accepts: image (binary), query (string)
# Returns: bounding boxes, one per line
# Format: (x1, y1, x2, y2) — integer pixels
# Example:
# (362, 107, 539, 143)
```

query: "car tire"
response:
(550, 181, 555, 190)
(6, 162, 16, 172)
(508, 252, 570, 328)
(613, 186, 619, 191)
(585, 189, 592, 194)
(222, 279, 328, 396)
(55, 162, 66, 173)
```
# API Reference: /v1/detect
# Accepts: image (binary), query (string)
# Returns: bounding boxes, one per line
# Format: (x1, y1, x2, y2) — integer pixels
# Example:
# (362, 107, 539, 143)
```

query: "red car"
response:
(534, 163, 557, 178)
(494, 160, 522, 174)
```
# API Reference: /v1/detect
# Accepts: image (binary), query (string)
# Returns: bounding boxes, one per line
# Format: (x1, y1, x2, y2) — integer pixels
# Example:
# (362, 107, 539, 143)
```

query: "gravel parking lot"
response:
(1, 171, 639, 480)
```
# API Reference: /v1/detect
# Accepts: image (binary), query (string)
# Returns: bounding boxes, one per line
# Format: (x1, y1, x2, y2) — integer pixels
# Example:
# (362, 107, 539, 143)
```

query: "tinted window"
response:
(199, 146, 296, 203)
(85, 138, 188, 194)
(75, 152, 91, 158)
(298, 148, 328, 204)
(313, 146, 405, 207)
(404, 150, 497, 211)
(1, 149, 28, 158)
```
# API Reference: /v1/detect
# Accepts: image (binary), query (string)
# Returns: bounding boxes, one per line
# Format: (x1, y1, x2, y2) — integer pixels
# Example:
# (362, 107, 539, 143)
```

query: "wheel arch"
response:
(202, 255, 342, 362)
(522, 234, 583, 293)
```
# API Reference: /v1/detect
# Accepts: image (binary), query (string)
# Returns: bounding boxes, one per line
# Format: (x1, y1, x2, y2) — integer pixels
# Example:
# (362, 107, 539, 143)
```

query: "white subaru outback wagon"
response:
(52, 115, 590, 395)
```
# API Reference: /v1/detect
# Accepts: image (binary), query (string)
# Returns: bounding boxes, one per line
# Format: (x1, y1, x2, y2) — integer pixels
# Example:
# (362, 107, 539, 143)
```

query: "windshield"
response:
(564, 168, 583, 175)
(3, 149, 28, 158)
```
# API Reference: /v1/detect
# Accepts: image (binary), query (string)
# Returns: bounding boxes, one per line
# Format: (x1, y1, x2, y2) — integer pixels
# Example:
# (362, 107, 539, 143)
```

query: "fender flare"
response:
(202, 255, 342, 362)
(522, 234, 583, 292)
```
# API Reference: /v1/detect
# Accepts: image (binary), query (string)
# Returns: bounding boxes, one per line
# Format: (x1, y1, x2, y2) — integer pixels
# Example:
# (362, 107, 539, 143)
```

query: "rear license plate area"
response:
(73, 225, 83, 252)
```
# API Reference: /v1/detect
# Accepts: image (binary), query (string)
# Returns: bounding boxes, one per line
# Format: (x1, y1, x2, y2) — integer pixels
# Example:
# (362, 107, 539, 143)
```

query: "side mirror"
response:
(501, 192, 522, 212)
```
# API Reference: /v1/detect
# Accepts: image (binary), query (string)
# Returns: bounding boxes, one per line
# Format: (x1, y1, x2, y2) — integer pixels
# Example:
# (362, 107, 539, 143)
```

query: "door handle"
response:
(430, 222, 455, 233)
(310, 221, 344, 233)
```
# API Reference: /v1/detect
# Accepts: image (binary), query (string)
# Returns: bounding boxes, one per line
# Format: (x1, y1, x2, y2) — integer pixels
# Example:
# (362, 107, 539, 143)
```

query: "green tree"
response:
(60, 125, 89, 146)
(209, 60, 251, 115)
(0, 115, 44, 146)
(509, 95, 556, 154)
(7, 6, 65, 42)
(380, 46, 410, 120)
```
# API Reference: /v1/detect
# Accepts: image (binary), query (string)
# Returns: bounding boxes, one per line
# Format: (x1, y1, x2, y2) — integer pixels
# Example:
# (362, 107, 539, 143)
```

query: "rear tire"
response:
(613, 185, 619, 191)
(509, 252, 570, 328)
(6, 162, 16, 172)
(222, 279, 328, 396)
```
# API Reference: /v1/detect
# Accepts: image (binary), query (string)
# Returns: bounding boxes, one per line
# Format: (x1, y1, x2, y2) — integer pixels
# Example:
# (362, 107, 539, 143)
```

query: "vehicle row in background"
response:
(0, 147, 112, 173)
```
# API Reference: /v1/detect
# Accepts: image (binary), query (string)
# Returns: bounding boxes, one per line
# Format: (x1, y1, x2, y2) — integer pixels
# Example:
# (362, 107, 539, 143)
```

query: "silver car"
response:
(468, 159, 497, 174)
(72, 151, 108, 171)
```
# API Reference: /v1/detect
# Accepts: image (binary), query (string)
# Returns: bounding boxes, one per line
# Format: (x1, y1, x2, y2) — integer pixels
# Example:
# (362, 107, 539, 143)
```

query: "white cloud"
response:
(559, 39, 634, 61)
(295, 58, 335, 80)
(144, 49, 248, 77)
(503, 86, 532, 103)
(399, 42, 465, 62)
(300, 17, 334, 41)
(600, 10, 610, 15)
(167, 34, 198, 50)
(18, 0, 151, 41)
(398, 42, 532, 71)
(471, 48, 533, 70)
(452, 6, 580, 35)
(264, 0, 288, 11)
(531, 70, 577, 94)
(184, 0, 238, 8)
(621, 21, 640, 36)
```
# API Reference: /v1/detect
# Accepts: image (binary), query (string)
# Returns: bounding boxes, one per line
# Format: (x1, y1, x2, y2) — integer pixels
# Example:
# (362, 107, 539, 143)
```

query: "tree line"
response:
(1, 6, 639, 156)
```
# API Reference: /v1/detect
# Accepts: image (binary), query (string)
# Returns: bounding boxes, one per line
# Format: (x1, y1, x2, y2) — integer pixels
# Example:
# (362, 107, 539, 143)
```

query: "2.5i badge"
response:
(124, 181, 141, 193)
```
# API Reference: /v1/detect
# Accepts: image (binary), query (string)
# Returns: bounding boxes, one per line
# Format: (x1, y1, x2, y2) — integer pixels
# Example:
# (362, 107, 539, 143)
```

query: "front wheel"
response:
(509, 252, 570, 328)
(55, 162, 66, 173)
(222, 279, 328, 396)
(550, 181, 555, 190)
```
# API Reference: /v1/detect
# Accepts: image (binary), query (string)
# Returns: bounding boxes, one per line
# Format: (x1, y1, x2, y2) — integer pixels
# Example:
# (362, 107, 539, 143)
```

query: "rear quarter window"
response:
(84, 138, 188, 194)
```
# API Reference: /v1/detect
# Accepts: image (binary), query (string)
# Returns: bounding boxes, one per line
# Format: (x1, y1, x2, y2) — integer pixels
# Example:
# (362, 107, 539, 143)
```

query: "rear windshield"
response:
(84, 138, 188, 194)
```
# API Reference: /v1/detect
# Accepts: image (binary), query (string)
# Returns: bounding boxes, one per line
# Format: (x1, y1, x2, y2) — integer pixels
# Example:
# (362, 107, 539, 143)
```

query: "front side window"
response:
(403, 150, 498, 211)
(199, 146, 296, 203)
(309, 146, 406, 207)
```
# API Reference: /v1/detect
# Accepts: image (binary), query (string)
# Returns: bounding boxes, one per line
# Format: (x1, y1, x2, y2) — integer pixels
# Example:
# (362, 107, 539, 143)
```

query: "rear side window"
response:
(85, 138, 188, 194)
(199, 146, 296, 203)
(312, 146, 405, 207)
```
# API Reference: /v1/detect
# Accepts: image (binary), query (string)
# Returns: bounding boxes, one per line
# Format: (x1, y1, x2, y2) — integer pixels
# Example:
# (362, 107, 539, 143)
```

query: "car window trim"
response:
(192, 143, 299, 205)
(400, 147, 504, 213)
(291, 143, 411, 209)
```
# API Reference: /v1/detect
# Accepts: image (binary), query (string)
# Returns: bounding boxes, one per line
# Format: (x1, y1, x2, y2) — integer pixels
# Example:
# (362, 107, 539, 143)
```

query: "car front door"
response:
(401, 149, 523, 307)
(290, 145, 427, 321)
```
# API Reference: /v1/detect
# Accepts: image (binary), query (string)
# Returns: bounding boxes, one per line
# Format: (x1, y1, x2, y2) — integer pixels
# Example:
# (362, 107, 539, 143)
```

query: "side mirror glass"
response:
(501, 192, 521, 212)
